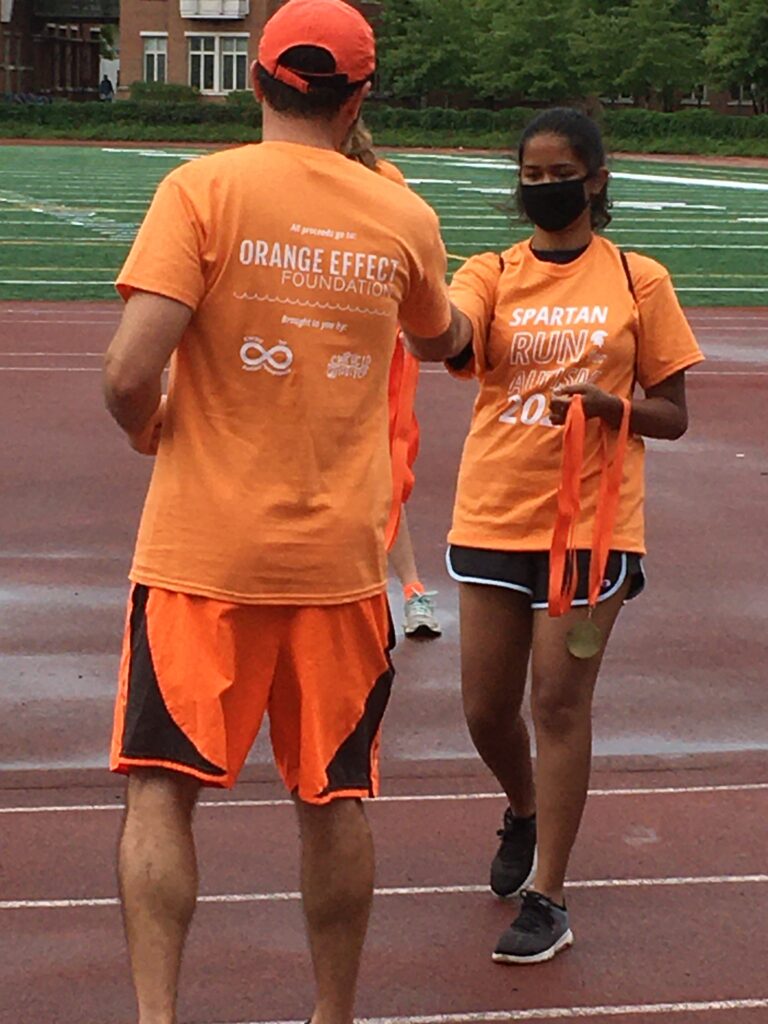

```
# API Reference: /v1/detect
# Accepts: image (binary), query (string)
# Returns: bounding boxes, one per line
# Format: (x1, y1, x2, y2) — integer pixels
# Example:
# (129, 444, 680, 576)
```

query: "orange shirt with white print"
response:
(116, 141, 451, 604)
(448, 235, 703, 554)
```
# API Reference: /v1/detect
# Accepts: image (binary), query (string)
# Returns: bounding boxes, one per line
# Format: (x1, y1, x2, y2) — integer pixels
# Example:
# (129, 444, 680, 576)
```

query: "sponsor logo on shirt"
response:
(240, 337, 294, 376)
(327, 352, 372, 380)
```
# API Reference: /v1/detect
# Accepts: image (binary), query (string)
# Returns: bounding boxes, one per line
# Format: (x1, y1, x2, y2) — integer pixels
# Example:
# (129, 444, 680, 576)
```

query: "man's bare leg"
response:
(296, 797, 374, 1024)
(118, 768, 200, 1024)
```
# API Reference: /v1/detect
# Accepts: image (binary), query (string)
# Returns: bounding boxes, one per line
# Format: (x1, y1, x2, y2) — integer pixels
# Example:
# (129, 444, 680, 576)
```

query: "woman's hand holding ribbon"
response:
(549, 382, 624, 427)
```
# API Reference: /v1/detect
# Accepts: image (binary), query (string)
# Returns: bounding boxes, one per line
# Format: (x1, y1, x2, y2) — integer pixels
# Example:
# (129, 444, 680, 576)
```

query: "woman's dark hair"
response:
(515, 107, 612, 231)
(257, 45, 364, 120)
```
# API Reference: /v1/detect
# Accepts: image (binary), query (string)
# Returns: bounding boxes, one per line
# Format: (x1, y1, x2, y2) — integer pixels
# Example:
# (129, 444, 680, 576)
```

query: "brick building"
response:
(118, 0, 380, 98)
(0, 0, 118, 99)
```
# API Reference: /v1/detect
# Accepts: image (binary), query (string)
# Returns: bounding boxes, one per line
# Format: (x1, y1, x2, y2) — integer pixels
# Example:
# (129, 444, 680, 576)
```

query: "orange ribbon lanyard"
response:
(548, 395, 631, 617)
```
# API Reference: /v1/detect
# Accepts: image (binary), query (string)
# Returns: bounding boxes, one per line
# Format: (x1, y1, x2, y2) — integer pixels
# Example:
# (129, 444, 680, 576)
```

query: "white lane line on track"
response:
(419, 369, 768, 376)
(2, 782, 767, 816)
(0, 319, 119, 325)
(5, 367, 766, 376)
(222, 998, 768, 1023)
(0, 364, 764, 376)
(0, 351, 102, 356)
(3, 874, 768, 911)
(0, 367, 102, 372)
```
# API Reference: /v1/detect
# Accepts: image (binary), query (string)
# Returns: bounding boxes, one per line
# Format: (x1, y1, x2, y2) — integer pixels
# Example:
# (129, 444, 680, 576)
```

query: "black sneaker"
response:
(492, 890, 574, 964)
(490, 807, 537, 897)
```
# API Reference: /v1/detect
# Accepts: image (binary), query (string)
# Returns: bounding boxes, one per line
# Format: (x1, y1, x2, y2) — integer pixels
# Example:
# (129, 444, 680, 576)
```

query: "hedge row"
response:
(2, 99, 768, 150)
(0, 99, 261, 127)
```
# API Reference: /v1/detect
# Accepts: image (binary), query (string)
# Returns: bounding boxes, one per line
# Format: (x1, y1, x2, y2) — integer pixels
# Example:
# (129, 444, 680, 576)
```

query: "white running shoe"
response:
(403, 591, 441, 639)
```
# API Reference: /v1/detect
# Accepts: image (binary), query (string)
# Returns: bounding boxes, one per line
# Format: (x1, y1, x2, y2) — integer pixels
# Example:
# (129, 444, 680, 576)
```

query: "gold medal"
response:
(566, 618, 603, 659)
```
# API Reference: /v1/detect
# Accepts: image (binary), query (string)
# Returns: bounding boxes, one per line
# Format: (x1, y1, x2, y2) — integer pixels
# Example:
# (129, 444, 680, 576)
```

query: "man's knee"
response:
(125, 767, 200, 821)
(294, 794, 369, 841)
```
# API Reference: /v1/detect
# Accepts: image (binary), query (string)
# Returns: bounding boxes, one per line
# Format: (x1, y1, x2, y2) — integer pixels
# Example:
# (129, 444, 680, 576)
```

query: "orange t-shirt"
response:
(116, 141, 451, 604)
(448, 235, 704, 554)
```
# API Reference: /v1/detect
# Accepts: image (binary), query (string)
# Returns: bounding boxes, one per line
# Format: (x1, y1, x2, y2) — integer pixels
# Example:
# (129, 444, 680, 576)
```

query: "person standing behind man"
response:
(102, 2, 462, 1022)
(343, 119, 442, 639)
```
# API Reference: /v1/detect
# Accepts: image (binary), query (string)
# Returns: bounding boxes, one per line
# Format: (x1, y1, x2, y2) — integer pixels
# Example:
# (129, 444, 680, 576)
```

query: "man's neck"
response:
(260, 106, 344, 152)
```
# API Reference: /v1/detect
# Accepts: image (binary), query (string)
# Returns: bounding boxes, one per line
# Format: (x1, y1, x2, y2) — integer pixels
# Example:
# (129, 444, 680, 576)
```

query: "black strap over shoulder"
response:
(619, 250, 637, 302)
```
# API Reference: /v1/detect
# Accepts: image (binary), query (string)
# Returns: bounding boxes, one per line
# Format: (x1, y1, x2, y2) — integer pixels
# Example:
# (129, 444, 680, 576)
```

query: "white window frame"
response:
(728, 84, 753, 108)
(681, 84, 709, 107)
(141, 33, 168, 85)
(186, 32, 249, 95)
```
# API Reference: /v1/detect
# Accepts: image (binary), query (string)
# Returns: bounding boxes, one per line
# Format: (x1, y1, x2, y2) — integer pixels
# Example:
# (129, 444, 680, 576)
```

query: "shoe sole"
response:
(490, 848, 537, 899)
(492, 927, 574, 965)
(404, 624, 442, 638)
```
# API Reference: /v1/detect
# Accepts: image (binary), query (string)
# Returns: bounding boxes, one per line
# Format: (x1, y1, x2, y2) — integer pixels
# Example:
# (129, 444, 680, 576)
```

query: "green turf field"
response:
(1, 143, 767, 304)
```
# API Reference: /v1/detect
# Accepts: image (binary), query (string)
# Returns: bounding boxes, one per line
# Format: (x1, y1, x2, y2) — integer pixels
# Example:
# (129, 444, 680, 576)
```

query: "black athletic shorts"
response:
(446, 546, 646, 609)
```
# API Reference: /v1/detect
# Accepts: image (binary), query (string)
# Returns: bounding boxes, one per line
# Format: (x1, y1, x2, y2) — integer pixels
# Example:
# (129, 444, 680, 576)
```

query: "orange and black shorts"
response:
(110, 584, 395, 803)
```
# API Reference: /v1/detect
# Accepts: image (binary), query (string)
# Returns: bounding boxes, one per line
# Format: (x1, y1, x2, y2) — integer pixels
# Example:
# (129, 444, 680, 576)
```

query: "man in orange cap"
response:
(103, 1, 465, 1021)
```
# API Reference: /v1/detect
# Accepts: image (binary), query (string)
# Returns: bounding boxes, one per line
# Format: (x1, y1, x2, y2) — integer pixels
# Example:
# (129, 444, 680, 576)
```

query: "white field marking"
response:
(405, 178, 473, 185)
(433, 215, 507, 221)
(3, 874, 768, 911)
(1, 239, 130, 245)
(2, 781, 767, 816)
(441, 226, 768, 236)
(677, 287, 768, 293)
(608, 228, 768, 236)
(224, 998, 768, 1023)
(439, 243, 768, 251)
(614, 170, 768, 191)
(1, 269, 119, 275)
(0, 280, 114, 286)
(613, 200, 727, 210)
(456, 169, 768, 195)
(101, 147, 202, 160)
(393, 151, 768, 177)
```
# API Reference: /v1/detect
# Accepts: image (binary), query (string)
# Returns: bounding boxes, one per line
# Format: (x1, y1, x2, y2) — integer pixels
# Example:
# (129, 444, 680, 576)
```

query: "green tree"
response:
(377, 0, 476, 101)
(577, 0, 703, 110)
(99, 23, 118, 61)
(673, 0, 712, 28)
(469, 0, 590, 104)
(705, 0, 768, 113)
(571, 6, 634, 105)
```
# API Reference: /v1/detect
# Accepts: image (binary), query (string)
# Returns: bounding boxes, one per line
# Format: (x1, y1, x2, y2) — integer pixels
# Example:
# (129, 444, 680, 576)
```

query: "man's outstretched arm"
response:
(401, 303, 473, 363)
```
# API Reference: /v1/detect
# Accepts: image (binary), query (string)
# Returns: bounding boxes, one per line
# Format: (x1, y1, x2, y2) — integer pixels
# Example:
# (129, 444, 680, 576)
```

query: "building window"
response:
(221, 36, 248, 92)
(681, 85, 708, 108)
(144, 37, 168, 84)
(188, 34, 249, 94)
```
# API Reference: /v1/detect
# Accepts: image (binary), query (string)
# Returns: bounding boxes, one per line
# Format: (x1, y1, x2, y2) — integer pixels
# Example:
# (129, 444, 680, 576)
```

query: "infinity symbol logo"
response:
(240, 337, 294, 376)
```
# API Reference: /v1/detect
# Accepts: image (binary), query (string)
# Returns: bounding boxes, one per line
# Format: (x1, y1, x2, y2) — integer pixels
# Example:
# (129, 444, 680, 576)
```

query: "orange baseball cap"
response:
(258, 0, 375, 94)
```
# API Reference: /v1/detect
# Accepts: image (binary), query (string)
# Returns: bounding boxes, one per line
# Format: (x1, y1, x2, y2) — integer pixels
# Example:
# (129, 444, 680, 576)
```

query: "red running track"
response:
(0, 302, 767, 1023)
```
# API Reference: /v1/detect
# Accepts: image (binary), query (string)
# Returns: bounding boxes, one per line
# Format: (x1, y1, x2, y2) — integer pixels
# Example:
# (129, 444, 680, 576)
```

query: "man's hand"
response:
(549, 383, 623, 427)
(128, 394, 167, 456)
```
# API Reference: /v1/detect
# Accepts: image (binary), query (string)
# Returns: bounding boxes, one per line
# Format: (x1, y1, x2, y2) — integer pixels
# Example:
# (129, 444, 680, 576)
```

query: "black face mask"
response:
(520, 177, 590, 232)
